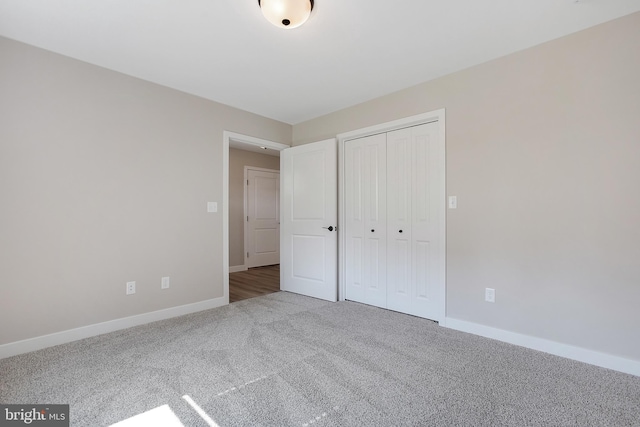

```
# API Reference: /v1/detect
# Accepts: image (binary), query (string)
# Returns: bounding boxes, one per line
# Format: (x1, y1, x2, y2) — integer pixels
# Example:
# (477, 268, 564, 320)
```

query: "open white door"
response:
(280, 139, 337, 302)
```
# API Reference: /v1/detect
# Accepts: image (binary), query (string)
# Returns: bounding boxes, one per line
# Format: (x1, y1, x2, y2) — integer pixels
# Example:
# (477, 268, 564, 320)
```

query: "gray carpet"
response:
(1, 292, 639, 426)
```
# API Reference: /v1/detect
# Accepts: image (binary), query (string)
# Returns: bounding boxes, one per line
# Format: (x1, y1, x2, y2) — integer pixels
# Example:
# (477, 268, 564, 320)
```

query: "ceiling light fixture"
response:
(258, 0, 314, 29)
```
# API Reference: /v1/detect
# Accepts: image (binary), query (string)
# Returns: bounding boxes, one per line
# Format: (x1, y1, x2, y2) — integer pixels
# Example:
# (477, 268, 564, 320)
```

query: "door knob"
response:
(399, 230, 403, 233)
(371, 229, 375, 232)
(323, 226, 334, 231)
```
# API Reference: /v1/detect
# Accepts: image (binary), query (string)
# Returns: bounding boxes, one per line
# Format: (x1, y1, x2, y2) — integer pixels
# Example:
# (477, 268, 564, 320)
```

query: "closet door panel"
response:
(410, 122, 443, 319)
(414, 241, 431, 298)
(345, 134, 387, 308)
(363, 140, 387, 307)
(386, 127, 413, 313)
(345, 143, 365, 302)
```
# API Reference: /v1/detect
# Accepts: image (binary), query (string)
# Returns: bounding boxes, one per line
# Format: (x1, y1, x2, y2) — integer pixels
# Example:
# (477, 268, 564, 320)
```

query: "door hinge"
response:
(247, 179, 249, 185)
(247, 216, 249, 222)
(247, 252, 249, 258)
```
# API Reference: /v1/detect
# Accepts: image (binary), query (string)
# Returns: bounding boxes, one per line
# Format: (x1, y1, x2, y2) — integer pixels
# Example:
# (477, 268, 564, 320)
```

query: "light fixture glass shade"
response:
(259, 0, 313, 29)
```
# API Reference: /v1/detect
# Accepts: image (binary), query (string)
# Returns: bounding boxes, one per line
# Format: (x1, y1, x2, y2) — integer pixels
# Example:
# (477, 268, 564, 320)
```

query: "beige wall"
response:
(2, 11, 639, 363)
(293, 13, 640, 361)
(0, 37, 291, 345)
(228, 148, 280, 267)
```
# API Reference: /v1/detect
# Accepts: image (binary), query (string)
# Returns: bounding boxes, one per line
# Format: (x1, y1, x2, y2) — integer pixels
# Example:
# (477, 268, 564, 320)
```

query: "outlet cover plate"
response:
(161, 277, 170, 289)
(126, 281, 136, 295)
(485, 287, 495, 303)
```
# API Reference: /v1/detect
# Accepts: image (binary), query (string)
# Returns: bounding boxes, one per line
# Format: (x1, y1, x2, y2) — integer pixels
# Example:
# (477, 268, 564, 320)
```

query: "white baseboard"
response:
(0, 297, 227, 360)
(229, 265, 247, 273)
(444, 317, 640, 377)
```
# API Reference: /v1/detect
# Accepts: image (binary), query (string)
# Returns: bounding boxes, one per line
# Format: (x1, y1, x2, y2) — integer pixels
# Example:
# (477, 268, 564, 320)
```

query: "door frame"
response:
(223, 131, 289, 304)
(244, 166, 280, 268)
(336, 109, 447, 320)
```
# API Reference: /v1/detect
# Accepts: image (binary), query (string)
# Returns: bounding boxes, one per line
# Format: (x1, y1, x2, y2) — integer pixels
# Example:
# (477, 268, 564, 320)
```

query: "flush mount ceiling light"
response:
(258, 0, 314, 29)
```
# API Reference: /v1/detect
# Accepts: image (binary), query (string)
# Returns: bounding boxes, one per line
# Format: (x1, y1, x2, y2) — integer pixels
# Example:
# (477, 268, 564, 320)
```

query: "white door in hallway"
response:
(280, 139, 338, 302)
(246, 168, 280, 268)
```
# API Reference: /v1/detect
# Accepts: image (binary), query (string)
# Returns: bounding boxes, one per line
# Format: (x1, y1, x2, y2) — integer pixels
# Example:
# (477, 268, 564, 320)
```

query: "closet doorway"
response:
(338, 110, 446, 322)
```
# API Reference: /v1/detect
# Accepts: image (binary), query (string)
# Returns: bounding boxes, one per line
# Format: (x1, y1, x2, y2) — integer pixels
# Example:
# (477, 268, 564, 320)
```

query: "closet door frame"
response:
(337, 109, 446, 322)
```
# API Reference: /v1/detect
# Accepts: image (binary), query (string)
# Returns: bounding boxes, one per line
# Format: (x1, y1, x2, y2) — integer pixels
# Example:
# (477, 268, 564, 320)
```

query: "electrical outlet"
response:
(485, 288, 495, 303)
(161, 276, 170, 289)
(126, 281, 136, 295)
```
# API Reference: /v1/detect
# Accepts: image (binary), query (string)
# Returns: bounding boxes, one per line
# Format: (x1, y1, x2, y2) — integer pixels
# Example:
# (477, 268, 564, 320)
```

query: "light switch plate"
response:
(448, 196, 458, 209)
(207, 202, 218, 213)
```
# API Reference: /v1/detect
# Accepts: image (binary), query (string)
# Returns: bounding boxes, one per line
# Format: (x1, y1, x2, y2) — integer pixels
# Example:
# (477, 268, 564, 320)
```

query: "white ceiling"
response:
(1, 1, 639, 125)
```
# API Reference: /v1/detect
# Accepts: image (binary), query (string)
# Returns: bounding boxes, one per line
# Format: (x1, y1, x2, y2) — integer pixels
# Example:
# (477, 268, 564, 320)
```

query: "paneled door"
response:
(344, 133, 387, 308)
(342, 119, 445, 322)
(246, 168, 280, 268)
(280, 139, 338, 302)
(387, 122, 444, 320)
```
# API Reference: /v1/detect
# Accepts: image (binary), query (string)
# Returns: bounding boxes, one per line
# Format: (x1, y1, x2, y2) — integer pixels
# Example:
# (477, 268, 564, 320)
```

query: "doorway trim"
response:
(223, 131, 289, 304)
(336, 109, 446, 319)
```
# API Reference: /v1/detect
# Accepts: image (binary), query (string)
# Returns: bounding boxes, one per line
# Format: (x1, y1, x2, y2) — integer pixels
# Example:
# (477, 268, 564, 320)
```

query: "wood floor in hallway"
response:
(229, 264, 280, 303)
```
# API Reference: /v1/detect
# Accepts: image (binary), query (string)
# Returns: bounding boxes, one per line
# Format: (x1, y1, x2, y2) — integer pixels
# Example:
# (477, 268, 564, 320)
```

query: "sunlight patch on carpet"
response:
(182, 395, 220, 427)
(110, 404, 184, 427)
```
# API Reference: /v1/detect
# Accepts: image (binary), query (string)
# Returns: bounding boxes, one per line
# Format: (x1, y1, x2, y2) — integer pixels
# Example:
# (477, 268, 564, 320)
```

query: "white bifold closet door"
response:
(344, 121, 444, 321)
(386, 124, 443, 319)
(344, 133, 387, 308)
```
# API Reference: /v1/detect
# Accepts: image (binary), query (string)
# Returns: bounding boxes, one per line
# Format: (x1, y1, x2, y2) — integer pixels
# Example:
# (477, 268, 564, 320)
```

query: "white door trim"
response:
(244, 166, 280, 268)
(337, 109, 446, 319)
(223, 131, 289, 304)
